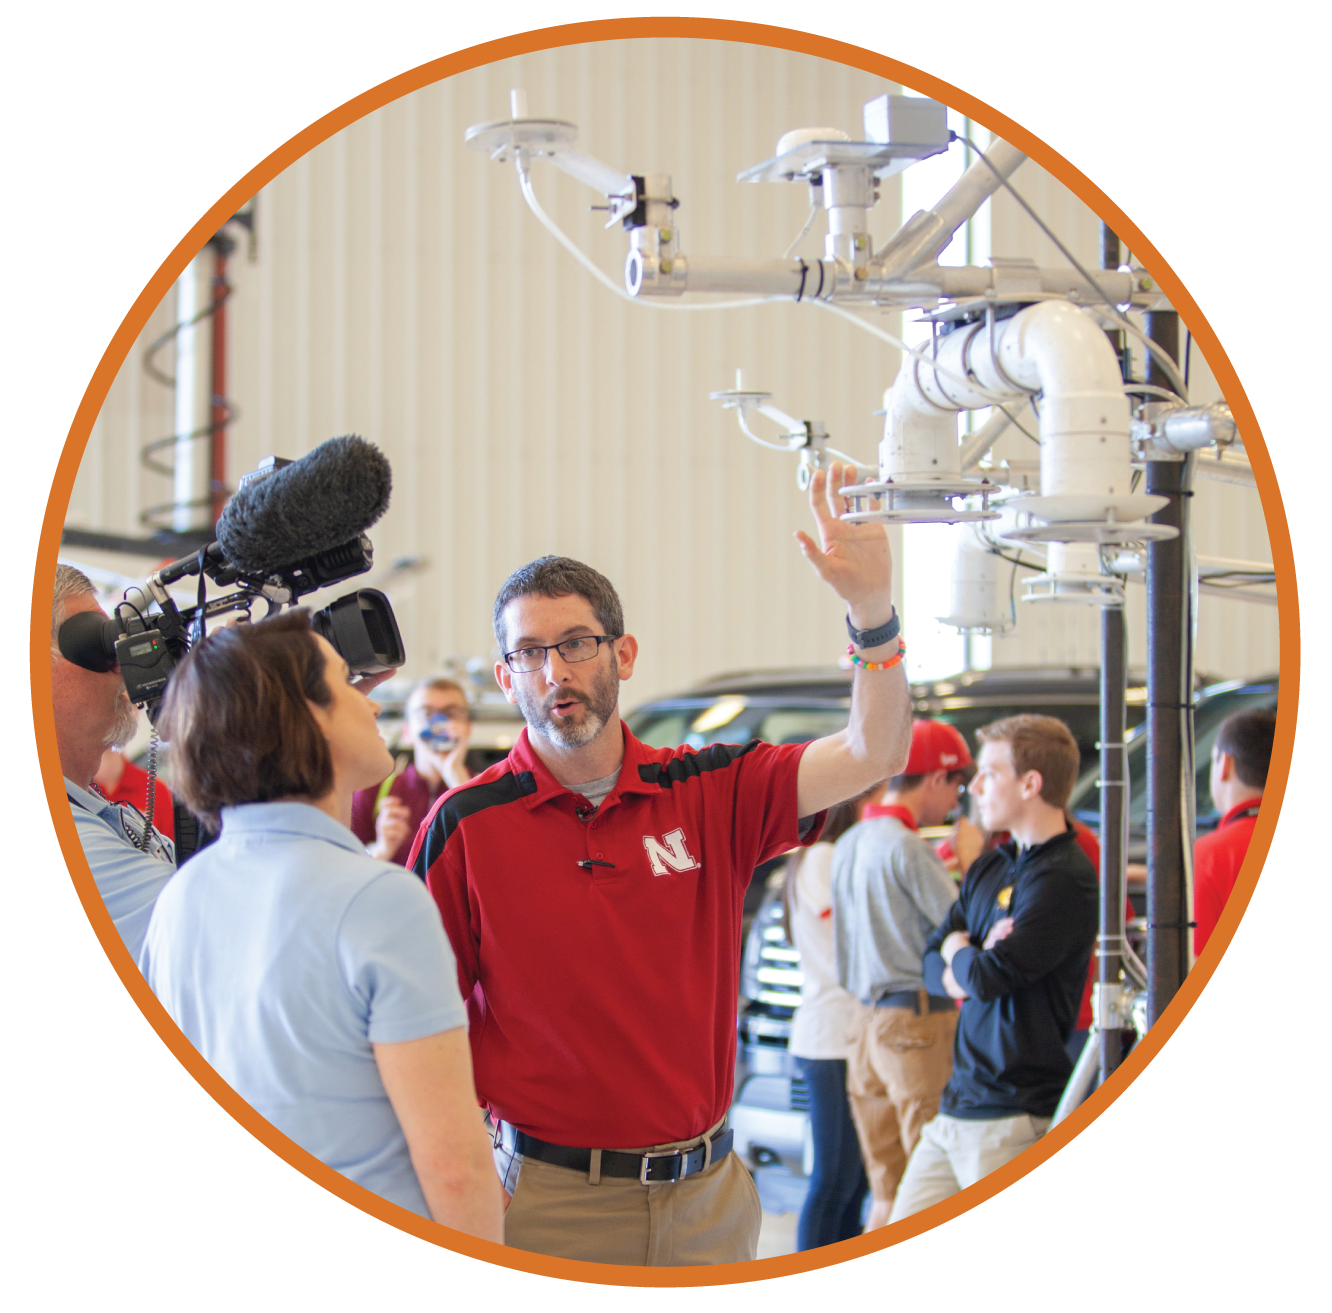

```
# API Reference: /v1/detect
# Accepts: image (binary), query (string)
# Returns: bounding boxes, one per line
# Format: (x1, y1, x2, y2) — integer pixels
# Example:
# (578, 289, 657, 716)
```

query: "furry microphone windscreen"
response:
(216, 435, 392, 575)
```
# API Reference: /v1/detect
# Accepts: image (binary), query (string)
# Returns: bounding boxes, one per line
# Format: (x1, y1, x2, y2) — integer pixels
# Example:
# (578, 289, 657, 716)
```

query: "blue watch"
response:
(846, 607, 900, 649)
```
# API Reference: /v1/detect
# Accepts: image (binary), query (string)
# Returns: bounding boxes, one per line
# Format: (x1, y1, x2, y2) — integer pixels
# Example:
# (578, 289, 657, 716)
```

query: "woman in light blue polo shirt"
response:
(142, 611, 503, 1241)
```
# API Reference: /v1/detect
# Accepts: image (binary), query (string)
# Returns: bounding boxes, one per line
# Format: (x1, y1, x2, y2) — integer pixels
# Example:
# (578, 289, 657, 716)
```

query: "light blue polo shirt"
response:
(65, 777, 175, 963)
(141, 801, 467, 1219)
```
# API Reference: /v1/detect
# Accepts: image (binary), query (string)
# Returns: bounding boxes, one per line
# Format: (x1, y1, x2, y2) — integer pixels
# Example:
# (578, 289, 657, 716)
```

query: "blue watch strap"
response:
(846, 607, 900, 649)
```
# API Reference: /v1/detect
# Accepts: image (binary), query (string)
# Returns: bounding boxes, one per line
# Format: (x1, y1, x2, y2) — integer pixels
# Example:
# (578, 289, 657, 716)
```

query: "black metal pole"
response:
(1100, 223, 1129, 377)
(1096, 222, 1129, 1074)
(1099, 604, 1127, 1079)
(1144, 309, 1189, 1026)
(1100, 222, 1121, 274)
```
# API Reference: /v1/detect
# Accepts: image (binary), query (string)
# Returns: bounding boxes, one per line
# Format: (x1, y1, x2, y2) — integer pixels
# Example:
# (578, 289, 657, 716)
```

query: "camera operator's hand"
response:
(369, 795, 412, 863)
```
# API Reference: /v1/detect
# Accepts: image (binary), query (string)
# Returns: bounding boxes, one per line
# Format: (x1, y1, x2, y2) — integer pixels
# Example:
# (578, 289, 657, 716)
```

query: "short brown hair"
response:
(493, 556, 624, 652)
(1216, 708, 1276, 789)
(977, 714, 1081, 809)
(409, 675, 467, 703)
(158, 611, 334, 831)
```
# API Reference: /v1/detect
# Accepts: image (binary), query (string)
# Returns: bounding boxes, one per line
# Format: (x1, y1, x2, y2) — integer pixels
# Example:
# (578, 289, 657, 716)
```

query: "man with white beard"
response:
(410, 463, 913, 1266)
(52, 564, 174, 962)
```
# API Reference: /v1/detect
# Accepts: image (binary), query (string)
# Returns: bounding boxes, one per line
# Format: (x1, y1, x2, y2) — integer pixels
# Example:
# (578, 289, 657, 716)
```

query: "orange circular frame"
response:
(30, 16, 1298, 1287)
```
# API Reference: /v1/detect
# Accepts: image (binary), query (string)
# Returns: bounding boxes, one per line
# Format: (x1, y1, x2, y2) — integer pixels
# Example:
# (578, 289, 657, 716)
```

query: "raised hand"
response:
(794, 460, 893, 632)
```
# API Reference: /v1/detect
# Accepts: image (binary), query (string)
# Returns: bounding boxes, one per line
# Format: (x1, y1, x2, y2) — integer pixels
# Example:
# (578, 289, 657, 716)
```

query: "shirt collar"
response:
(862, 802, 918, 831)
(506, 722, 658, 809)
(65, 776, 113, 817)
(216, 801, 368, 855)
(1219, 798, 1262, 828)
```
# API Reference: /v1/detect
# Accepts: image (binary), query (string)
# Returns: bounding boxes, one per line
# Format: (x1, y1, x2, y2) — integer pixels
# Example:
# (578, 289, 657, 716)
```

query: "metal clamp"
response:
(1093, 981, 1128, 1030)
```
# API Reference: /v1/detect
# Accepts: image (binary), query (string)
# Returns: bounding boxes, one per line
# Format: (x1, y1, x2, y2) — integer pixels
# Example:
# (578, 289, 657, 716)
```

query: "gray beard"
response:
(515, 657, 620, 751)
(104, 688, 142, 750)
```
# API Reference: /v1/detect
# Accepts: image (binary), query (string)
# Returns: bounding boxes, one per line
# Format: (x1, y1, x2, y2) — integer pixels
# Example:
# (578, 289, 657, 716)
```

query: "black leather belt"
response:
(509, 1126, 733, 1184)
(876, 989, 957, 1015)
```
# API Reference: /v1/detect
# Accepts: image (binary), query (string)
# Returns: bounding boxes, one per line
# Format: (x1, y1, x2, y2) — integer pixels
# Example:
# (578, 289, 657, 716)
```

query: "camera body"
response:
(58, 455, 405, 719)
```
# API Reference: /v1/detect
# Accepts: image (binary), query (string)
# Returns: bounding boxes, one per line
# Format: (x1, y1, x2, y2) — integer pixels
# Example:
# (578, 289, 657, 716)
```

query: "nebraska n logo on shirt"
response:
(642, 828, 701, 876)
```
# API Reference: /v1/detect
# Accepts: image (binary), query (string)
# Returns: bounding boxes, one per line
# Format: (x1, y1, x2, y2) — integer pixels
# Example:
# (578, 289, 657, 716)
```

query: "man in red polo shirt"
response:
(410, 462, 911, 1266)
(1194, 708, 1275, 956)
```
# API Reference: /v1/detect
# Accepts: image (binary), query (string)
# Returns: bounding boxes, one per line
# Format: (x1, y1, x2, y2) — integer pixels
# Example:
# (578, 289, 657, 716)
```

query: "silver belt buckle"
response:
(639, 1148, 683, 1184)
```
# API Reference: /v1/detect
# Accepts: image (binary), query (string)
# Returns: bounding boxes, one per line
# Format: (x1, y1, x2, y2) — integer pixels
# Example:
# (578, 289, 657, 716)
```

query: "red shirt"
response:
(102, 759, 175, 840)
(350, 760, 443, 866)
(409, 723, 819, 1149)
(1193, 799, 1262, 955)
(862, 802, 918, 829)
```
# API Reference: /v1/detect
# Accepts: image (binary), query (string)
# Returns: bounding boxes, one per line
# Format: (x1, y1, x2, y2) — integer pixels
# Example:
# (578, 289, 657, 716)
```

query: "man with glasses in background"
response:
(410, 463, 912, 1266)
(351, 676, 473, 867)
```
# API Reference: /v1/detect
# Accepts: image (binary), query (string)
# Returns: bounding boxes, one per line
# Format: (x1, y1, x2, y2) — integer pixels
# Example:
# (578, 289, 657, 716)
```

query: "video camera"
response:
(58, 436, 405, 720)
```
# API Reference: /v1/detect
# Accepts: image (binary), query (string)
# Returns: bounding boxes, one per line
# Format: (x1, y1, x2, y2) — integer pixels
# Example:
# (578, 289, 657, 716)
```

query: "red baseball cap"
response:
(904, 719, 973, 775)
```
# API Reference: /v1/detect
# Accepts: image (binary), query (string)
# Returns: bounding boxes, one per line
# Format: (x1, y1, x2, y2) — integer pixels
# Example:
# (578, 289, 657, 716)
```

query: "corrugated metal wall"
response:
(66, 37, 1278, 702)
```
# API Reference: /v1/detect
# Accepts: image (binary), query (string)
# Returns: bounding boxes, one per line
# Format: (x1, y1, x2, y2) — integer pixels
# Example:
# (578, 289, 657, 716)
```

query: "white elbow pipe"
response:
(883, 300, 1158, 524)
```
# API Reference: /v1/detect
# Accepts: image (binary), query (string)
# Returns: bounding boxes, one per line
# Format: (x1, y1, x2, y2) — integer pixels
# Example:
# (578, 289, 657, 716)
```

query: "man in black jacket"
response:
(888, 714, 1097, 1223)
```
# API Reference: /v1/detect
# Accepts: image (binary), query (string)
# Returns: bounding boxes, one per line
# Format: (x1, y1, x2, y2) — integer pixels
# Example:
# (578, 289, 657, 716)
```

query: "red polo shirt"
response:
(1194, 799, 1262, 955)
(408, 723, 820, 1149)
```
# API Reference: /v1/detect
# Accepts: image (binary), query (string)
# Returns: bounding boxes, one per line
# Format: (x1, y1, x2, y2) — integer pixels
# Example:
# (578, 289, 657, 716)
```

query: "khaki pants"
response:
(846, 1003, 958, 1205)
(887, 1111, 1052, 1223)
(496, 1119, 761, 1266)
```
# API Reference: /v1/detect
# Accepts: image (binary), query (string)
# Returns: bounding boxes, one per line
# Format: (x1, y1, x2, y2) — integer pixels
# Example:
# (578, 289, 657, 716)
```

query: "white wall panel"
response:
(66, 37, 1280, 703)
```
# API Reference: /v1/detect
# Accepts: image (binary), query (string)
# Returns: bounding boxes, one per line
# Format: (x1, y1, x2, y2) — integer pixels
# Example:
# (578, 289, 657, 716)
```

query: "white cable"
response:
(1124, 382, 1184, 403)
(736, 409, 797, 452)
(1088, 306, 1190, 401)
(783, 201, 820, 260)
(826, 446, 867, 468)
(808, 300, 1022, 406)
(517, 164, 785, 313)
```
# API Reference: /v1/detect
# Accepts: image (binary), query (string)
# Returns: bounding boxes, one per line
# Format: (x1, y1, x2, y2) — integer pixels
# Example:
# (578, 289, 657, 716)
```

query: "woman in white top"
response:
(786, 788, 879, 1249)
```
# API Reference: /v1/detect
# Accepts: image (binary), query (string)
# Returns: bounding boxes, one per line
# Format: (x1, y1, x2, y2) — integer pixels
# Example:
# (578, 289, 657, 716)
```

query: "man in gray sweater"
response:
(831, 719, 975, 1229)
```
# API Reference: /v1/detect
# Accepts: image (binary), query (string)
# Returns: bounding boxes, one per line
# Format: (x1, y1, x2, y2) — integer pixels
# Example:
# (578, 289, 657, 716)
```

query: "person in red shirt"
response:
(349, 677, 472, 865)
(410, 461, 912, 1266)
(1194, 708, 1275, 956)
(93, 747, 175, 840)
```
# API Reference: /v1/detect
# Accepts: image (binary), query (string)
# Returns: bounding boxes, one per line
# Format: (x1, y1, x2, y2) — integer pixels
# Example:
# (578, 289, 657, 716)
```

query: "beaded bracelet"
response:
(846, 640, 906, 672)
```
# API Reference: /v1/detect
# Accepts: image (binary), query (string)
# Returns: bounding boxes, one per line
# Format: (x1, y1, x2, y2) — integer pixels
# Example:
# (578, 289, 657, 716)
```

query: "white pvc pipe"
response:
(881, 300, 1140, 522)
(172, 254, 212, 533)
(938, 524, 1010, 631)
(671, 255, 808, 295)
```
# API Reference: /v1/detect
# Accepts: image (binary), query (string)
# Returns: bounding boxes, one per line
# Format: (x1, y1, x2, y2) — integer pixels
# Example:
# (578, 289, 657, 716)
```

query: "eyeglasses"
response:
(503, 635, 614, 674)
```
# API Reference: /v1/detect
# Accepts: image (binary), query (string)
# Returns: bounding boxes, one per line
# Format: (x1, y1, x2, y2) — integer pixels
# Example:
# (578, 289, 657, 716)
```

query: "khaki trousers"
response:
(845, 1003, 958, 1205)
(496, 1119, 761, 1267)
(888, 1111, 1052, 1222)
